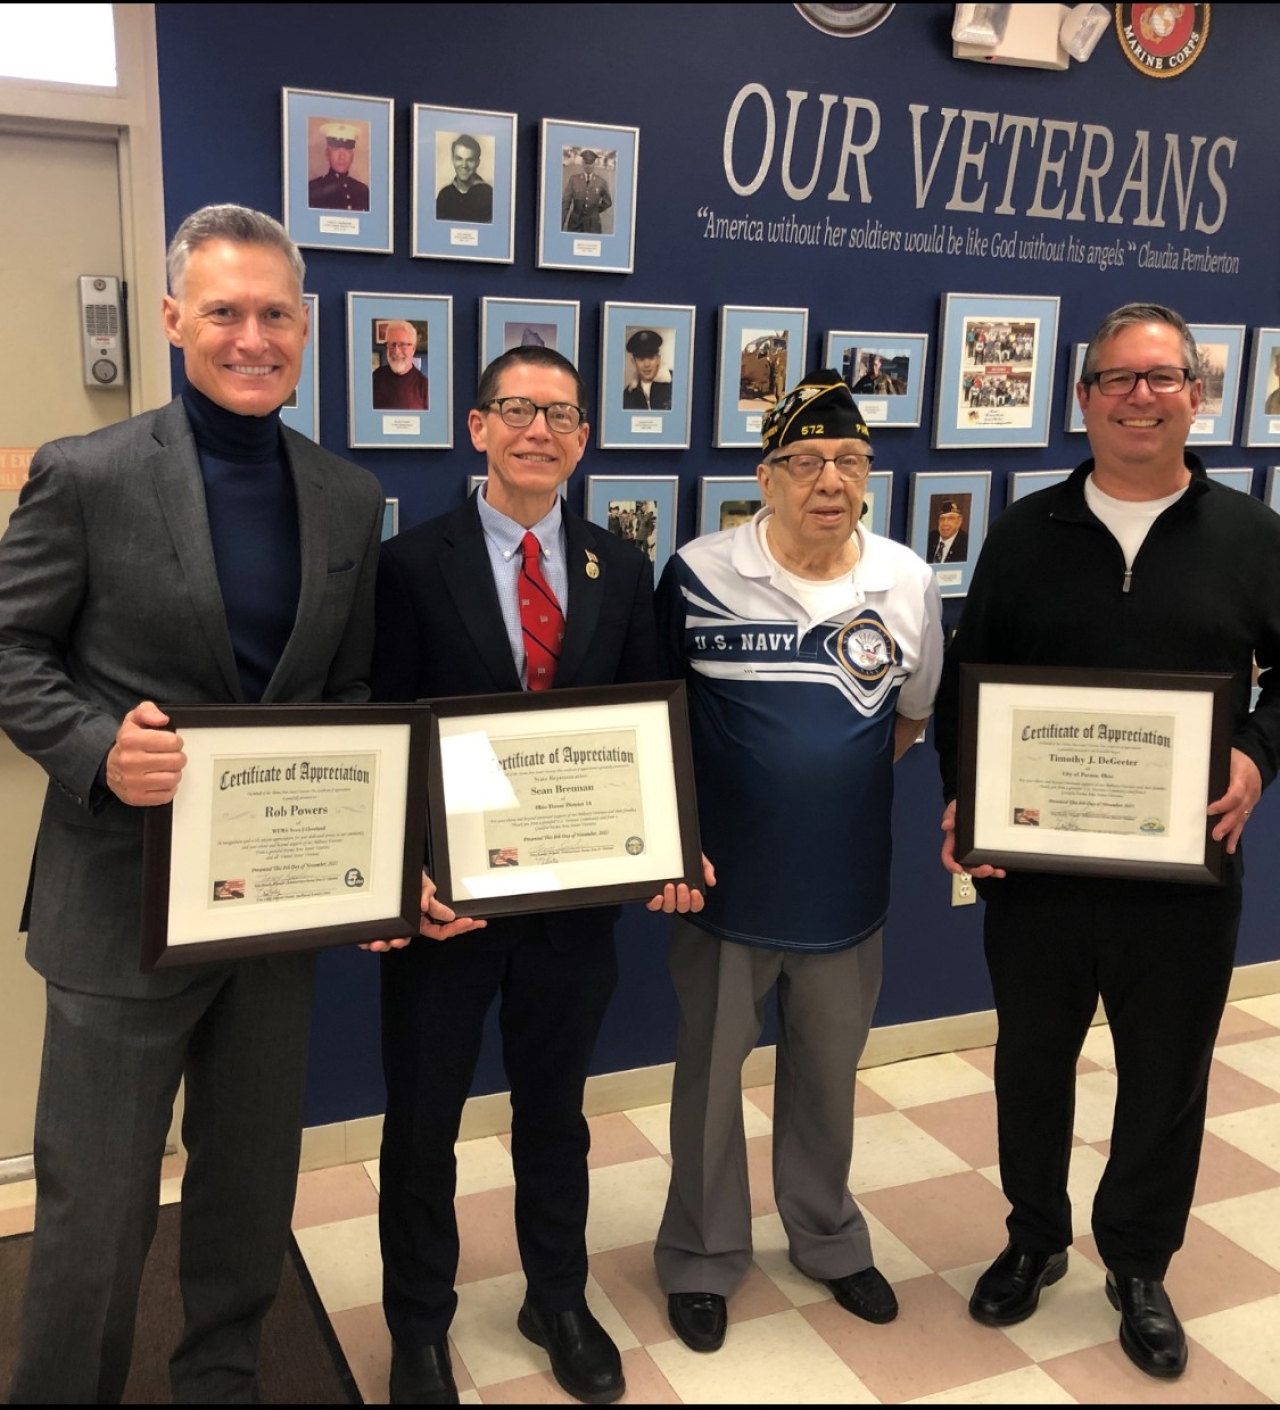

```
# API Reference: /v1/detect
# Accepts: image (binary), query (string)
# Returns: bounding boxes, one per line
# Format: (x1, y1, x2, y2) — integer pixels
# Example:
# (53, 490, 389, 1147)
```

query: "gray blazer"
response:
(0, 397, 383, 997)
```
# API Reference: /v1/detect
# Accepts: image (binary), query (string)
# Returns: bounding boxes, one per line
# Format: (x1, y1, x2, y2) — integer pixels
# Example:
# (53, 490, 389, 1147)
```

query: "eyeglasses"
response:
(483, 397, 585, 432)
(767, 452, 873, 484)
(1086, 366, 1192, 396)
(386, 341, 416, 351)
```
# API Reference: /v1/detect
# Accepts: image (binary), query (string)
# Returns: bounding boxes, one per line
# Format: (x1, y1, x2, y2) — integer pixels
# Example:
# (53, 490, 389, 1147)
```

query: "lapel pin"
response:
(585, 549, 600, 579)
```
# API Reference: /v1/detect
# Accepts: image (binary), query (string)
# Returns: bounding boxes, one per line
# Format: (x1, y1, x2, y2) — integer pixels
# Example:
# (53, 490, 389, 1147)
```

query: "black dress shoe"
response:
(1106, 1271, 1187, 1379)
(517, 1301, 624, 1405)
(668, 1291, 727, 1352)
(389, 1340, 459, 1404)
(826, 1267, 899, 1324)
(969, 1244, 1069, 1327)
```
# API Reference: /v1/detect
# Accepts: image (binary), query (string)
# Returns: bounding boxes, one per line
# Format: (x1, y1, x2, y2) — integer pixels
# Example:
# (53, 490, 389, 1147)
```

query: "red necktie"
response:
(519, 532, 564, 691)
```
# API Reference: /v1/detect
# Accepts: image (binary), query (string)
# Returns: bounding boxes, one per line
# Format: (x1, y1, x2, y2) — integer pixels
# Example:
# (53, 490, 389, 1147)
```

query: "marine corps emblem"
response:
(1115, 4, 1210, 78)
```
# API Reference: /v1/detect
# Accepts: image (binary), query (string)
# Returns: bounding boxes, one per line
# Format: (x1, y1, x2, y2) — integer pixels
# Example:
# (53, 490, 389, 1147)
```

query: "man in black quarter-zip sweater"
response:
(935, 303, 1280, 1383)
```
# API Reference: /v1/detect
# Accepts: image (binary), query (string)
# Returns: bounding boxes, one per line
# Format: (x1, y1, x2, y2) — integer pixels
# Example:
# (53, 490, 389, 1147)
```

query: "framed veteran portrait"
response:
(585, 475, 679, 576)
(1243, 329, 1280, 448)
(282, 88, 393, 254)
(279, 293, 319, 443)
(716, 306, 809, 448)
(698, 477, 763, 537)
(824, 330, 928, 429)
(598, 303, 696, 450)
(347, 292, 452, 449)
(412, 104, 517, 264)
(908, 470, 992, 598)
(537, 119, 639, 274)
(479, 298, 580, 375)
(1188, 324, 1246, 447)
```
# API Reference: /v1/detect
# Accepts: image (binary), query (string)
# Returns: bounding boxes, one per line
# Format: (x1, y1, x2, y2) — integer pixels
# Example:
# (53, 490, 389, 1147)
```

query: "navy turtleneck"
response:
(181, 383, 301, 702)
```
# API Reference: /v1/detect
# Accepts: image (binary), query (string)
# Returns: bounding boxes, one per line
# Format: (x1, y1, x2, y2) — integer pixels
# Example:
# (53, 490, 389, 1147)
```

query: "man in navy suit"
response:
(372, 346, 703, 1405)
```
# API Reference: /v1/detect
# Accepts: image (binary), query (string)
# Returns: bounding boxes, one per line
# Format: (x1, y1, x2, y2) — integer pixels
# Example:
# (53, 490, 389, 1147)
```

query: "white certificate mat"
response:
(957, 667, 1231, 883)
(143, 706, 431, 967)
(425, 682, 701, 918)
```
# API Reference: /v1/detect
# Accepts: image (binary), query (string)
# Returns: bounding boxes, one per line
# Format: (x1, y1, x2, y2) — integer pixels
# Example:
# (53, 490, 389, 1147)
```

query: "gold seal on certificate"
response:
(955, 666, 1232, 884)
(424, 681, 703, 918)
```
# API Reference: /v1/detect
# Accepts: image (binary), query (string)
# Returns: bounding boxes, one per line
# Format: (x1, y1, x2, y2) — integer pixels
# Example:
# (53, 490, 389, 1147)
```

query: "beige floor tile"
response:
(291, 1163, 379, 1229)
(745, 1133, 777, 1217)
(1041, 1333, 1272, 1403)
(459, 1391, 483, 1405)
(586, 1241, 670, 1347)
(957, 1046, 995, 1078)
(159, 1176, 182, 1206)
(942, 1253, 1115, 1362)
(452, 1135, 516, 1195)
(751, 1211, 831, 1307)
(1232, 993, 1280, 1028)
(455, 1184, 521, 1286)
(805, 1274, 1030, 1402)
(741, 1093, 774, 1140)
(1206, 1059, 1280, 1119)
(583, 1156, 672, 1255)
(860, 1172, 1016, 1273)
(1195, 1126, 1280, 1201)
(1078, 1025, 1115, 1070)
(0, 1203, 35, 1236)
(293, 1212, 382, 1314)
(1217, 1000, 1280, 1043)
(622, 1101, 672, 1156)
(901, 1090, 999, 1169)
(160, 1153, 187, 1182)
(855, 1077, 895, 1117)
(1070, 1071, 1118, 1145)
(1064, 1145, 1109, 1238)
(849, 1111, 973, 1194)
(857, 1051, 994, 1109)
(745, 1083, 774, 1117)
(1185, 1291, 1280, 1400)
(450, 1272, 633, 1390)
(1163, 1215, 1280, 1320)
(1195, 1186, 1280, 1273)
(479, 1345, 679, 1404)
(586, 1112, 662, 1169)
(649, 1307, 878, 1404)
(0, 1178, 35, 1211)
(908, 1364, 1080, 1404)
(1204, 1103, 1280, 1175)
(1212, 1035, 1280, 1094)
(363, 1156, 381, 1193)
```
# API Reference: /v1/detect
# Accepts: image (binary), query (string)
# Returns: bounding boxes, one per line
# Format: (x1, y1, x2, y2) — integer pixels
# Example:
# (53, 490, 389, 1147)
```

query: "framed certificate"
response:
(955, 666, 1232, 884)
(141, 705, 431, 969)
(424, 682, 702, 918)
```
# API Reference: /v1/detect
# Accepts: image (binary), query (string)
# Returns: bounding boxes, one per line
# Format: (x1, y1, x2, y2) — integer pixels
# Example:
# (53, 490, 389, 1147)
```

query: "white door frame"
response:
(0, 3, 170, 413)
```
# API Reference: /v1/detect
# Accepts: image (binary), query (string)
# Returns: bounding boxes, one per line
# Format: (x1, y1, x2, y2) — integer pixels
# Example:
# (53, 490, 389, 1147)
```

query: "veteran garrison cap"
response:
(937, 499, 961, 515)
(320, 122, 359, 147)
(761, 369, 870, 453)
(626, 328, 663, 358)
(580, 149, 598, 163)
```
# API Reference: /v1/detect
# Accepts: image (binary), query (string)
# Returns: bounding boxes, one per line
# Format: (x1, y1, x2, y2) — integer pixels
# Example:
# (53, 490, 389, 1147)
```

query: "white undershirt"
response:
(1084, 475, 1187, 570)
(757, 517, 861, 620)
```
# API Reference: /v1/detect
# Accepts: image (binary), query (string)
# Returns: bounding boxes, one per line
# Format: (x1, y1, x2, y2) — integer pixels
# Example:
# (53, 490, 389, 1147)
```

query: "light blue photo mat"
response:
(283, 88, 392, 253)
(412, 105, 516, 263)
(908, 470, 992, 598)
(598, 303, 695, 449)
(347, 293, 453, 449)
(538, 119, 638, 273)
(280, 293, 319, 442)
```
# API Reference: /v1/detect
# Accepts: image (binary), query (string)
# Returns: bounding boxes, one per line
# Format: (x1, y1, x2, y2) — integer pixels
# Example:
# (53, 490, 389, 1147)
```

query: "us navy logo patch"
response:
(833, 616, 898, 683)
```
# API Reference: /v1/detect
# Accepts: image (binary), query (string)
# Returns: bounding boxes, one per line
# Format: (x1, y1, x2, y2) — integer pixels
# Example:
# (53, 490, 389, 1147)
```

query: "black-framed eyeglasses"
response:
(1085, 366, 1192, 396)
(767, 452, 874, 484)
(482, 397, 585, 432)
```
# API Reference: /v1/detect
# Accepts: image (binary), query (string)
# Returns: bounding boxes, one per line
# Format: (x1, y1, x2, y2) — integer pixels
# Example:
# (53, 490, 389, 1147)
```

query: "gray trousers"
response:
(654, 919, 883, 1297)
(9, 956, 315, 1405)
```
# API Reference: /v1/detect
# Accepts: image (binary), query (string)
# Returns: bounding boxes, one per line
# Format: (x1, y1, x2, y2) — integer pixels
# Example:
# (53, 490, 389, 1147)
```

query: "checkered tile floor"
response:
(3, 995, 1278, 1403)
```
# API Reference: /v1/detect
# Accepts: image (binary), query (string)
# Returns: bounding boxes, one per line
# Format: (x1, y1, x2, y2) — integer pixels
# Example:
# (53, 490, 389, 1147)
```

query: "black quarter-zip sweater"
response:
(936, 456, 1280, 886)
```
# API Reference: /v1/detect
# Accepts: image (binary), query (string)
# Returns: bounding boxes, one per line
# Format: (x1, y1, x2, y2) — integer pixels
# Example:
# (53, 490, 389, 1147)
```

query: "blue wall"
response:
(153, 3, 1280, 1125)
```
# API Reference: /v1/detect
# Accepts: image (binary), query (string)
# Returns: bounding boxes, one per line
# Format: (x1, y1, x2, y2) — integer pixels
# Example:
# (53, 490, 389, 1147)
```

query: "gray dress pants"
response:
(9, 955, 315, 1405)
(654, 918, 883, 1296)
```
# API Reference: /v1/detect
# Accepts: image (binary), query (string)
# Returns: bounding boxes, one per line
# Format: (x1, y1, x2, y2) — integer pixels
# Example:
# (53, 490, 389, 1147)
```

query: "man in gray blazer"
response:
(0, 204, 384, 1403)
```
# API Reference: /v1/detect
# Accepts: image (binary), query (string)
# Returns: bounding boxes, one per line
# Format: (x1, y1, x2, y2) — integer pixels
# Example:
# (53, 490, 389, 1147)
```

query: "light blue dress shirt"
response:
(475, 487, 569, 689)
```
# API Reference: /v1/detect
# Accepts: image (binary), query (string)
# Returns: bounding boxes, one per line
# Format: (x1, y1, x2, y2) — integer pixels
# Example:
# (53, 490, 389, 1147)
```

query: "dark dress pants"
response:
(9, 955, 316, 1405)
(983, 873, 1239, 1279)
(379, 916, 618, 1347)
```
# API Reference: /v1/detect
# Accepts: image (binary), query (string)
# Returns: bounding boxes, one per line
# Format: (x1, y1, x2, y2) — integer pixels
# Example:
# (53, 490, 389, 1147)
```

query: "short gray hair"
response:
(1081, 303, 1199, 383)
(166, 204, 305, 299)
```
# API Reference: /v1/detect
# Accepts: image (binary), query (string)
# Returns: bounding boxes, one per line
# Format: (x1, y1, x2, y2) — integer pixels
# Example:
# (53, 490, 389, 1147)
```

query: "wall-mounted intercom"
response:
(79, 275, 127, 391)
